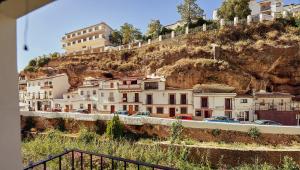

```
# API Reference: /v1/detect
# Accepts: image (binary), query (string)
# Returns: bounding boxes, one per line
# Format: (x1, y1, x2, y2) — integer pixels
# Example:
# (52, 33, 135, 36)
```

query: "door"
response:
(65, 105, 69, 112)
(204, 110, 211, 118)
(128, 105, 134, 115)
(169, 108, 176, 117)
(110, 105, 115, 113)
(88, 104, 92, 113)
(225, 98, 232, 110)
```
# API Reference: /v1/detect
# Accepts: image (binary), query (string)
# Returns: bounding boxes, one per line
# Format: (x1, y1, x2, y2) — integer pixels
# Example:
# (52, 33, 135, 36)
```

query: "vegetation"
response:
(177, 0, 204, 24)
(170, 120, 184, 144)
(105, 115, 124, 139)
(109, 30, 123, 46)
(248, 127, 261, 139)
(217, 0, 251, 20)
(24, 55, 51, 72)
(120, 23, 142, 44)
(146, 19, 162, 39)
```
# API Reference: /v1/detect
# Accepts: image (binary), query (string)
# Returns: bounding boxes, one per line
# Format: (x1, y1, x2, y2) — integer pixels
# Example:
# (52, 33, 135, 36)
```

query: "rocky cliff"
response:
(21, 21, 300, 94)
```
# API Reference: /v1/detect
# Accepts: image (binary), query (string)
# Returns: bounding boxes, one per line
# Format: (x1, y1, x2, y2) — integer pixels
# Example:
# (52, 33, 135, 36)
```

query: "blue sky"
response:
(17, 0, 299, 71)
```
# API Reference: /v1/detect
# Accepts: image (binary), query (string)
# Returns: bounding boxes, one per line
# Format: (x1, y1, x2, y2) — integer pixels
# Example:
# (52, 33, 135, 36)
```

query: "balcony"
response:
(261, 6, 271, 12)
(41, 85, 53, 89)
(118, 84, 141, 90)
(24, 149, 175, 170)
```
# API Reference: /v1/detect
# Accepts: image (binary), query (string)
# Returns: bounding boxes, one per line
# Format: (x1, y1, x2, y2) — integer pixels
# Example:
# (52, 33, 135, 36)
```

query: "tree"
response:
(120, 23, 142, 44)
(177, 0, 204, 24)
(146, 19, 162, 38)
(28, 59, 37, 67)
(217, 0, 251, 20)
(105, 115, 124, 139)
(109, 30, 123, 46)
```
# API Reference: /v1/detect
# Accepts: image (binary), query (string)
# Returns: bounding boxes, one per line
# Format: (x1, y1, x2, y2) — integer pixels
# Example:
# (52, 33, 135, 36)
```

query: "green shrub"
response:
(211, 129, 221, 137)
(56, 118, 66, 132)
(105, 115, 124, 139)
(248, 127, 261, 139)
(282, 156, 300, 170)
(37, 56, 51, 67)
(24, 66, 37, 72)
(28, 59, 37, 67)
(23, 117, 36, 131)
(78, 127, 98, 144)
(170, 120, 184, 144)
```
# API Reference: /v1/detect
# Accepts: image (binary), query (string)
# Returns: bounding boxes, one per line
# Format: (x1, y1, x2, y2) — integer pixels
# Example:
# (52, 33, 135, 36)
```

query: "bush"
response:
(37, 56, 51, 67)
(78, 127, 98, 144)
(56, 118, 66, 132)
(248, 127, 261, 139)
(118, 63, 137, 72)
(28, 59, 37, 67)
(211, 129, 221, 137)
(170, 120, 184, 144)
(105, 115, 124, 139)
(24, 66, 37, 72)
(23, 117, 36, 131)
(282, 156, 300, 170)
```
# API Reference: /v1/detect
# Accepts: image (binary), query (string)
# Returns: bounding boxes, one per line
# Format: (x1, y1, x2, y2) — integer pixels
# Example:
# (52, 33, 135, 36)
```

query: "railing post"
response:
(80, 152, 83, 170)
(124, 161, 127, 170)
(203, 24, 207, 31)
(158, 35, 162, 42)
(90, 154, 93, 170)
(171, 31, 175, 38)
(148, 39, 151, 45)
(138, 42, 142, 48)
(271, 12, 276, 21)
(71, 151, 75, 170)
(259, 13, 264, 23)
(185, 26, 189, 34)
(59, 156, 62, 170)
(282, 11, 288, 19)
(43, 162, 46, 170)
(220, 19, 225, 28)
(247, 15, 252, 25)
(112, 159, 114, 169)
(100, 156, 103, 170)
(234, 17, 239, 26)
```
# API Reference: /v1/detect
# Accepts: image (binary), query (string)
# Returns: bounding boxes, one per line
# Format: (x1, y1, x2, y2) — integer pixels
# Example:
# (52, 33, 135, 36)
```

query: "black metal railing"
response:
(24, 149, 177, 170)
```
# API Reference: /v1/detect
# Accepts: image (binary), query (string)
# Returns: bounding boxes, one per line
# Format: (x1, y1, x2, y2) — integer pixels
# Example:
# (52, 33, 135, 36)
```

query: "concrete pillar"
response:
(282, 11, 288, 18)
(259, 13, 264, 22)
(220, 19, 225, 28)
(203, 24, 207, 31)
(185, 26, 189, 34)
(212, 44, 221, 60)
(247, 15, 252, 25)
(138, 42, 142, 48)
(234, 17, 239, 26)
(171, 31, 175, 38)
(271, 12, 276, 20)
(148, 39, 151, 45)
(118, 46, 122, 51)
(128, 44, 131, 49)
(0, 13, 22, 170)
(159, 35, 162, 41)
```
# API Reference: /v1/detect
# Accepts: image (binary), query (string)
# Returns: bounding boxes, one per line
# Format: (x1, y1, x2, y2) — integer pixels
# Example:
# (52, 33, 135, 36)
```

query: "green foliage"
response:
(175, 26, 186, 35)
(211, 129, 221, 137)
(50, 52, 59, 59)
(105, 115, 124, 139)
(294, 13, 300, 28)
(23, 117, 36, 131)
(94, 120, 106, 135)
(160, 27, 173, 35)
(24, 55, 51, 72)
(188, 17, 208, 28)
(24, 66, 37, 72)
(170, 120, 184, 144)
(28, 59, 37, 67)
(78, 127, 98, 144)
(146, 19, 162, 38)
(109, 30, 123, 46)
(56, 118, 66, 132)
(37, 56, 51, 67)
(282, 156, 300, 170)
(177, 0, 204, 24)
(217, 0, 251, 20)
(248, 127, 261, 139)
(120, 23, 142, 44)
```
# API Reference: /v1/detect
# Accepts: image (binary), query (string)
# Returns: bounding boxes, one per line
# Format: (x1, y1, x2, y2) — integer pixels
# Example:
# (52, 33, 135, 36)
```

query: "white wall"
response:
(0, 13, 22, 170)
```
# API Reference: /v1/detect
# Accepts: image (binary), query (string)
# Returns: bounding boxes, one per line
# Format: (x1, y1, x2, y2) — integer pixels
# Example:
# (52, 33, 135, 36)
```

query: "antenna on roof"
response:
(24, 0, 29, 51)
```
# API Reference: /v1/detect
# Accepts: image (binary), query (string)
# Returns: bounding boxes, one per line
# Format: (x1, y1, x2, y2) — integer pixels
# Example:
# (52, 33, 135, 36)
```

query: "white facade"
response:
(26, 73, 70, 111)
(98, 79, 121, 114)
(234, 95, 255, 122)
(193, 92, 236, 120)
(250, 0, 283, 17)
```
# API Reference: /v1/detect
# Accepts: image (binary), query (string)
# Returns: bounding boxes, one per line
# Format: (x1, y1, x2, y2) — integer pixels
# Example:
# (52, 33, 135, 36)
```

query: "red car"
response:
(52, 108, 62, 112)
(176, 114, 193, 120)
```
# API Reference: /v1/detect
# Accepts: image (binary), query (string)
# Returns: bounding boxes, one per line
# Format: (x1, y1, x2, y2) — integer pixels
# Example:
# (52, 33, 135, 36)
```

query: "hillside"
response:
(21, 21, 300, 94)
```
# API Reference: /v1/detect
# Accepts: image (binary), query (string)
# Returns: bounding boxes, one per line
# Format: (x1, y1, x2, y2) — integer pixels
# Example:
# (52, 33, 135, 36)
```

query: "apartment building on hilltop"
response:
(26, 74, 70, 111)
(61, 22, 113, 54)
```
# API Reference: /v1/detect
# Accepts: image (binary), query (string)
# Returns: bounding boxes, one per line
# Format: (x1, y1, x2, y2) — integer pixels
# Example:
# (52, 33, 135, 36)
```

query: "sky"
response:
(17, 0, 300, 71)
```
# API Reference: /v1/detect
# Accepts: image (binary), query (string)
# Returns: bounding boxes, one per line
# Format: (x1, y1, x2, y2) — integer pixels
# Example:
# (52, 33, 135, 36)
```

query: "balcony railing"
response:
(118, 84, 141, 90)
(23, 149, 176, 170)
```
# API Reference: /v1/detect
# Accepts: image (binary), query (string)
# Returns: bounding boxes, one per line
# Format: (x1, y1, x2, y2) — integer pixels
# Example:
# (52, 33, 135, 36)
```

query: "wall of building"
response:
(256, 110, 300, 125)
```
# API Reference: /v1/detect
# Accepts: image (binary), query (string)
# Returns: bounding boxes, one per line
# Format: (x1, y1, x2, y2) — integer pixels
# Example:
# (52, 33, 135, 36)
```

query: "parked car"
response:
(52, 108, 62, 112)
(205, 116, 239, 123)
(132, 111, 150, 117)
(176, 114, 193, 120)
(75, 109, 89, 114)
(114, 110, 129, 116)
(254, 120, 282, 126)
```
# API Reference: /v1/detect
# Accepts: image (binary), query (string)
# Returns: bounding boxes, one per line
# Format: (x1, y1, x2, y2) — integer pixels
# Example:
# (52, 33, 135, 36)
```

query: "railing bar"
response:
(112, 158, 114, 170)
(71, 150, 75, 170)
(90, 154, 93, 170)
(59, 156, 62, 170)
(43, 162, 46, 170)
(137, 164, 140, 170)
(124, 161, 126, 170)
(81, 152, 84, 170)
(100, 156, 103, 170)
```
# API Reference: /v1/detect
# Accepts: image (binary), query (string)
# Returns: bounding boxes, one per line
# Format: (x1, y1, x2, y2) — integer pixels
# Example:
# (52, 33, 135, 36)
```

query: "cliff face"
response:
(21, 21, 300, 94)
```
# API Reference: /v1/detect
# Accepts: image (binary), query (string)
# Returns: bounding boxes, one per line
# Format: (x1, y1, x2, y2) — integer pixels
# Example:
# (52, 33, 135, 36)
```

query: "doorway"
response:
(88, 104, 92, 113)
(110, 105, 115, 113)
(169, 108, 176, 117)
(128, 105, 134, 115)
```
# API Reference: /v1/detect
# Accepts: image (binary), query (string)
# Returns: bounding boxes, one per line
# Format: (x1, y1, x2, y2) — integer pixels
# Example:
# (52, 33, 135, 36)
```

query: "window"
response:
(80, 104, 84, 109)
(77, 39, 81, 43)
(89, 37, 93, 40)
(180, 94, 187, 104)
(72, 41, 76, 44)
(240, 99, 248, 103)
(169, 94, 176, 105)
(83, 38, 87, 42)
(180, 107, 187, 114)
(110, 82, 114, 88)
(95, 35, 99, 39)
(156, 107, 164, 114)
(38, 82, 41, 86)
(201, 97, 208, 108)
(131, 80, 138, 84)
(147, 107, 153, 113)
(49, 91, 52, 96)
(71, 33, 75, 37)
(123, 105, 127, 111)
(101, 92, 104, 97)
(134, 93, 139, 102)
(144, 82, 158, 90)
(67, 95, 70, 99)
(109, 92, 114, 102)
(89, 28, 92, 32)
(225, 98, 232, 110)
(95, 26, 99, 30)
(123, 81, 127, 85)
(195, 110, 202, 117)
(80, 91, 84, 95)
(134, 105, 139, 111)
(67, 42, 71, 46)
(146, 94, 153, 105)
(93, 104, 97, 109)
(93, 90, 97, 95)
(123, 93, 127, 102)
(103, 105, 107, 110)
(83, 30, 87, 34)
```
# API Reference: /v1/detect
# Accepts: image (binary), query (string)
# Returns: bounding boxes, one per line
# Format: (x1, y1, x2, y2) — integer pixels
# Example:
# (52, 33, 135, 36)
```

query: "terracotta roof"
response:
(255, 92, 294, 98)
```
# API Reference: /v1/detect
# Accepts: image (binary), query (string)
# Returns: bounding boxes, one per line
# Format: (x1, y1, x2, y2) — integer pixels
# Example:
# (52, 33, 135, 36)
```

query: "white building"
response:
(141, 75, 193, 118)
(234, 94, 255, 122)
(98, 78, 121, 114)
(26, 73, 70, 111)
(284, 4, 300, 15)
